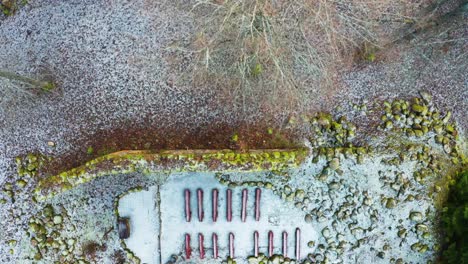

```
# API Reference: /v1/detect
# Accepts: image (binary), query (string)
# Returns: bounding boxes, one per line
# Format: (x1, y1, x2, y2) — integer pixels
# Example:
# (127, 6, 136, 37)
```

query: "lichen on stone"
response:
(34, 149, 308, 201)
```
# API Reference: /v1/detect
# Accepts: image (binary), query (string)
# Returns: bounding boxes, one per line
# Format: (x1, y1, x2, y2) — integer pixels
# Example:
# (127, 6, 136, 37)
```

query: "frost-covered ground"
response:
(0, 0, 466, 263)
(116, 154, 439, 264)
(0, 0, 465, 173)
(0, 132, 462, 263)
(12, 150, 441, 264)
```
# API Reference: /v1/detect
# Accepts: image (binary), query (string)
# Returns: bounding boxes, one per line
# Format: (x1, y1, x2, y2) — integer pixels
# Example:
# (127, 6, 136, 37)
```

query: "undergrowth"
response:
(0, 0, 28, 16)
(440, 170, 468, 263)
(169, 0, 424, 111)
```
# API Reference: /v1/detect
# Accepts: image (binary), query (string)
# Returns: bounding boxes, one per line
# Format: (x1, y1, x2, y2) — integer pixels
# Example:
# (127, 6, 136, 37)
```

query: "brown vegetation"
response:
(168, 0, 435, 112)
(81, 241, 107, 261)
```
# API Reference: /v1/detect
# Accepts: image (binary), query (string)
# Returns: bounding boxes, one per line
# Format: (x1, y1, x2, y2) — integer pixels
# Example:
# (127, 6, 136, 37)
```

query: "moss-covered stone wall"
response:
(34, 149, 308, 201)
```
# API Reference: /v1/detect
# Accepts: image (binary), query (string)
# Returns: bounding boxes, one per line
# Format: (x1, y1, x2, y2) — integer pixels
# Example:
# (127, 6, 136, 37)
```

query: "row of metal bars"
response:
(184, 229, 301, 260)
(185, 188, 262, 222)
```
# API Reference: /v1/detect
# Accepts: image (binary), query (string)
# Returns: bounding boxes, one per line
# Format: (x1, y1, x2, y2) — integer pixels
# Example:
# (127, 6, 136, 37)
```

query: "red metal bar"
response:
(241, 189, 248, 222)
(226, 189, 232, 222)
(198, 233, 205, 259)
(268, 231, 274, 257)
(185, 234, 191, 259)
(184, 189, 191, 222)
(197, 188, 204, 222)
(255, 188, 261, 221)
(212, 233, 218, 259)
(229, 233, 235, 258)
(254, 231, 259, 257)
(295, 228, 301, 261)
(212, 189, 218, 222)
(282, 231, 288, 257)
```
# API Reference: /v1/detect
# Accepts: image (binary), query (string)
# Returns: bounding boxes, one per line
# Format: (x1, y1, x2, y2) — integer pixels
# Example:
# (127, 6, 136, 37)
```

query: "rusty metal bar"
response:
(295, 228, 301, 261)
(241, 189, 248, 222)
(184, 189, 191, 222)
(268, 231, 274, 257)
(212, 233, 218, 259)
(226, 189, 232, 222)
(197, 188, 204, 222)
(229, 233, 235, 258)
(198, 233, 205, 259)
(185, 234, 191, 259)
(212, 189, 218, 222)
(282, 231, 288, 257)
(254, 231, 259, 257)
(255, 188, 261, 221)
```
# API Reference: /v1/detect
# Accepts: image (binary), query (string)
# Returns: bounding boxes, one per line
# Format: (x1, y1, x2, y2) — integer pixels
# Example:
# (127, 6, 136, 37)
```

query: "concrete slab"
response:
(118, 186, 160, 264)
(160, 172, 317, 263)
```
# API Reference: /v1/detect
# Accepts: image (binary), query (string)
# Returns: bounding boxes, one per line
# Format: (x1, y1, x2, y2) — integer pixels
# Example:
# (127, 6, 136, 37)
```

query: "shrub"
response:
(440, 170, 468, 263)
(169, 0, 416, 111)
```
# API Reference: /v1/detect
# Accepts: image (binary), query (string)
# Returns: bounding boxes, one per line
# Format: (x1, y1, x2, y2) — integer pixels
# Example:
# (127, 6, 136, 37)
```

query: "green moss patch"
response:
(34, 149, 308, 201)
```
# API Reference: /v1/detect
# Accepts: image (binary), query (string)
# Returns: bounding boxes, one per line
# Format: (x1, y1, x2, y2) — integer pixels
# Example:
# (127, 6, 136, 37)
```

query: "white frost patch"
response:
(160, 172, 317, 263)
(118, 186, 160, 264)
